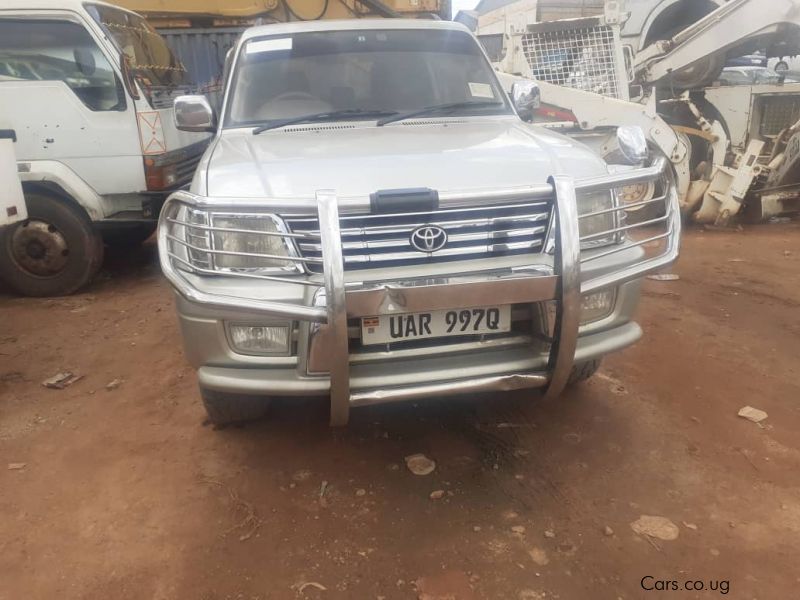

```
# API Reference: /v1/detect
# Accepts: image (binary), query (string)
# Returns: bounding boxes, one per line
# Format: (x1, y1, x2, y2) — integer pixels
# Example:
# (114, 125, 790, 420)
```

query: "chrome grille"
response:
(285, 200, 553, 273)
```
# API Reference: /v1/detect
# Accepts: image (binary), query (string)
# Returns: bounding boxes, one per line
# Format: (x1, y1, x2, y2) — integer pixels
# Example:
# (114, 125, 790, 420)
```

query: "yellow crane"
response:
(114, 0, 448, 25)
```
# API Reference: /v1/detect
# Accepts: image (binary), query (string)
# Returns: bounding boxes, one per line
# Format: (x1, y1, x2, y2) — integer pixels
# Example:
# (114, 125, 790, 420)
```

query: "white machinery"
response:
(0, 128, 27, 228)
(484, 0, 800, 225)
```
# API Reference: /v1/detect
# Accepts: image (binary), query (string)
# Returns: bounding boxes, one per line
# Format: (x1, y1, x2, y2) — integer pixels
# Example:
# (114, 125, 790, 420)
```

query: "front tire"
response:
(200, 387, 272, 426)
(568, 359, 602, 385)
(0, 192, 103, 296)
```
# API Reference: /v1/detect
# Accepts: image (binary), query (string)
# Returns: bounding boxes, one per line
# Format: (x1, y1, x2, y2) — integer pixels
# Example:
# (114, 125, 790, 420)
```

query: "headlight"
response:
(173, 207, 299, 274)
(577, 190, 618, 249)
(211, 214, 295, 271)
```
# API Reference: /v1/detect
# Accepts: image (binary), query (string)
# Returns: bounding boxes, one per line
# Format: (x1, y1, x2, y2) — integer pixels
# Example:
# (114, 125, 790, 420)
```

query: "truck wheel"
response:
(568, 359, 602, 385)
(103, 223, 157, 248)
(200, 387, 272, 426)
(0, 192, 103, 297)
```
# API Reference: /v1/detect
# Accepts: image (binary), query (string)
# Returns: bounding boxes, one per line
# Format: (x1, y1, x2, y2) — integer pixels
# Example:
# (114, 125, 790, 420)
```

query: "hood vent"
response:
(282, 123, 360, 133)
(399, 119, 469, 126)
(278, 119, 470, 133)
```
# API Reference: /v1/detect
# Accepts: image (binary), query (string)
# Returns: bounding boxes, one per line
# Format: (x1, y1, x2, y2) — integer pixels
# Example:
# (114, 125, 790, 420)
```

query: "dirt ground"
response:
(1, 223, 799, 600)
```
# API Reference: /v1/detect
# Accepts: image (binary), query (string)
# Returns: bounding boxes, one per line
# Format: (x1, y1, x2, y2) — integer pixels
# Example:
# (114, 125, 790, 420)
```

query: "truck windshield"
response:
(225, 28, 512, 128)
(85, 3, 189, 88)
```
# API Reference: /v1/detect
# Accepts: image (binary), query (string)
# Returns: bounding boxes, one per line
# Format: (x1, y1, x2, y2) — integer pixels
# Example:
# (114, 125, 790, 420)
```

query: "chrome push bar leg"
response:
(317, 190, 351, 426)
(544, 175, 581, 399)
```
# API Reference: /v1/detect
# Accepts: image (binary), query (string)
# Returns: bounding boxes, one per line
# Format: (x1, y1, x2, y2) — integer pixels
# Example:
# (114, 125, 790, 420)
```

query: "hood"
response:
(202, 117, 608, 199)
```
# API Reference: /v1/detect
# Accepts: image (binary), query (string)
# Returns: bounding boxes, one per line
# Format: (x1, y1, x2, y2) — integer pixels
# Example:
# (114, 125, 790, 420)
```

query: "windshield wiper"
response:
(252, 109, 398, 134)
(376, 101, 505, 126)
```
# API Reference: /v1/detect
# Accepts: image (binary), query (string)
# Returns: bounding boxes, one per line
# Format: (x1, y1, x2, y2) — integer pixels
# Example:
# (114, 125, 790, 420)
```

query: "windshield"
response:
(85, 3, 189, 88)
(225, 28, 512, 128)
(0, 19, 124, 111)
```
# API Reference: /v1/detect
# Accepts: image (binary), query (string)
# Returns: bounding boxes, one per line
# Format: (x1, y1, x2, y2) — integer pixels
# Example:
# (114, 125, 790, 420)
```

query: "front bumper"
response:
(158, 158, 680, 425)
(194, 319, 642, 405)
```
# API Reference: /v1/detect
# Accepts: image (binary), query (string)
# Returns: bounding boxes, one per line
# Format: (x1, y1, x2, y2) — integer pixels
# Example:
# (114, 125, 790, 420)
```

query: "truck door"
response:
(0, 14, 144, 205)
(0, 129, 27, 227)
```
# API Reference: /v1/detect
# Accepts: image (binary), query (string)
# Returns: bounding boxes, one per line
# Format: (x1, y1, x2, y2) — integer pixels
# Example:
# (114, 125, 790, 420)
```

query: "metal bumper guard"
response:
(158, 158, 680, 425)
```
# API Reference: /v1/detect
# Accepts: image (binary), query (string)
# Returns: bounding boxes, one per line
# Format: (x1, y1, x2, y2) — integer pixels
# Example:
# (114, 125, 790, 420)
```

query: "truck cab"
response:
(0, 0, 210, 296)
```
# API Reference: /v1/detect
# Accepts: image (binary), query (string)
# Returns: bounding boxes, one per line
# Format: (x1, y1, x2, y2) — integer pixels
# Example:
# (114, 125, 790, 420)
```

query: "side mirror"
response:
(174, 95, 216, 132)
(616, 125, 648, 164)
(511, 80, 541, 122)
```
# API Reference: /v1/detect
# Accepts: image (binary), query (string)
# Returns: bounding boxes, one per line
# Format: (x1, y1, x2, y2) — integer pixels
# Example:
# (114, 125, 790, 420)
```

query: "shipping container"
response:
(158, 27, 245, 110)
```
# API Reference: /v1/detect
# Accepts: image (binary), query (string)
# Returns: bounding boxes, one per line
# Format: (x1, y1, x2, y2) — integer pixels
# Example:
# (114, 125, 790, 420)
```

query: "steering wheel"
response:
(271, 91, 318, 102)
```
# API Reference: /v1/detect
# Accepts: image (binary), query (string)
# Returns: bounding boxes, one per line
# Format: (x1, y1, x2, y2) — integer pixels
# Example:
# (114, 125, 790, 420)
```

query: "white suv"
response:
(158, 19, 680, 426)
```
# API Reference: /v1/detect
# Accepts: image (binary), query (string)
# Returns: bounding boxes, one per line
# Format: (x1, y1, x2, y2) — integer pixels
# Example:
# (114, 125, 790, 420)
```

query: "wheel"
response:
(568, 359, 602, 386)
(0, 192, 103, 296)
(603, 148, 663, 224)
(618, 179, 662, 224)
(643, 5, 725, 89)
(668, 53, 724, 89)
(200, 387, 272, 426)
(102, 223, 156, 248)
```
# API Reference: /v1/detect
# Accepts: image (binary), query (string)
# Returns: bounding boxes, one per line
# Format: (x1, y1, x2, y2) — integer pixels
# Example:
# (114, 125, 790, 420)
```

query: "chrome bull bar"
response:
(158, 157, 680, 426)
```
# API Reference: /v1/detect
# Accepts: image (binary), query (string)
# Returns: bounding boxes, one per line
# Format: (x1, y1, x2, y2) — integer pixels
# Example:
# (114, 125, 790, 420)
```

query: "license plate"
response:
(360, 306, 511, 345)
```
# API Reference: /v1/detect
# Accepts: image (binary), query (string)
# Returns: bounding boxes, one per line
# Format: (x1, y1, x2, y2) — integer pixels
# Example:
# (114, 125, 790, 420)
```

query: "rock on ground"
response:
(405, 454, 436, 476)
(630, 515, 680, 541)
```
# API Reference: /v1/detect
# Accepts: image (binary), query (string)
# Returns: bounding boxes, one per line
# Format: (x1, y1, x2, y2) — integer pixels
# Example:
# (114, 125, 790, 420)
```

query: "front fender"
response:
(18, 160, 104, 220)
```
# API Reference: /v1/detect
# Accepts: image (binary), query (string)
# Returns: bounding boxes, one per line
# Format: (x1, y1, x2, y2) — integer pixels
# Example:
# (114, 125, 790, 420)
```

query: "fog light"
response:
(227, 323, 291, 355)
(580, 288, 616, 324)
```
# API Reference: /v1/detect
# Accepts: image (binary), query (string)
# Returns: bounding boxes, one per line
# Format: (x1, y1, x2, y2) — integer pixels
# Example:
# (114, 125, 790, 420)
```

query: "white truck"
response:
(0, 0, 210, 296)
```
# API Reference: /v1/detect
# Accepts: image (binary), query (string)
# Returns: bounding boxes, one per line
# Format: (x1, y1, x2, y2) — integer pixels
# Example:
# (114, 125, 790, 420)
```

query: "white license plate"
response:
(361, 306, 511, 345)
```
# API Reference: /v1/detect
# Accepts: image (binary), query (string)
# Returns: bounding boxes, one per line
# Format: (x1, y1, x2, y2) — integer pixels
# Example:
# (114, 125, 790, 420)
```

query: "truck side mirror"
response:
(174, 95, 216, 132)
(511, 80, 541, 122)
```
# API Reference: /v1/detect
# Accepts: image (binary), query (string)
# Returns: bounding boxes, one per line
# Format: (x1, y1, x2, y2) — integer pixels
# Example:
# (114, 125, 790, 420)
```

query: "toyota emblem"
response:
(409, 225, 448, 253)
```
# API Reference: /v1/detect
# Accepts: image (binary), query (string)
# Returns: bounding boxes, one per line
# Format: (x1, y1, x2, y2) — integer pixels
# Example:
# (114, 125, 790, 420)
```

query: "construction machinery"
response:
(482, 0, 800, 225)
